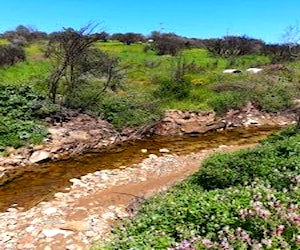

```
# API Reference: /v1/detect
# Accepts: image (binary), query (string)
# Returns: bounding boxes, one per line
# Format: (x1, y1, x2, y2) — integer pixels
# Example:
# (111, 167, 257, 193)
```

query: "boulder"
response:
(29, 150, 51, 163)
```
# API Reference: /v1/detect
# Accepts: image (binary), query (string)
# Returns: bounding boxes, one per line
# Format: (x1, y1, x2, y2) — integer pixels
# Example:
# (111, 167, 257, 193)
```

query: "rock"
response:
(68, 130, 91, 141)
(159, 148, 170, 153)
(148, 154, 158, 159)
(59, 220, 90, 232)
(29, 150, 51, 163)
(141, 149, 148, 153)
(244, 118, 259, 126)
(42, 228, 72, 237)
(101, 212, 116, 220)
(42, 207, 57, 215)
(69, 178, 81, 184)
(7, 208, 18, 212)
(54, 192, 65, 198)
(25, 226, 35, 233)
(1, 233, 12, 243)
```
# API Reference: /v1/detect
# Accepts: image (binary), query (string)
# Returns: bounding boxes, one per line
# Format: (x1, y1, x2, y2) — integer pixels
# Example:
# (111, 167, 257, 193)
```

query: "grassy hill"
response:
(0, 38, 299, 150)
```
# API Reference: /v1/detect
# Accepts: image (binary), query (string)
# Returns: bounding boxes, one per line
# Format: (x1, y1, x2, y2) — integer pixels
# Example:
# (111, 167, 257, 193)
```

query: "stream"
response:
(0, 125, 281, 212)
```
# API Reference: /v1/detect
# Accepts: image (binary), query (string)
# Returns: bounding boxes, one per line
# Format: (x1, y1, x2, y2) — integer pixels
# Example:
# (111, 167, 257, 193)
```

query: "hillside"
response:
(0, 31, 299, 152)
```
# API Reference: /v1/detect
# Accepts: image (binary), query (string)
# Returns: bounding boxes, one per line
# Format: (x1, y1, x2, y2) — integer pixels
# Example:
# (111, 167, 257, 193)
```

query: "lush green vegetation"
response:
(100, 126, 300, 249)
(0, 28, 300, 150)
(0, 84, 51, 151)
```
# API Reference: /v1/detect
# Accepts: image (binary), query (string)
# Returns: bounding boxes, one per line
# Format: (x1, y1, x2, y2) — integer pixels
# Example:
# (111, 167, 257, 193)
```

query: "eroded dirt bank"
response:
(0, 143, 258, 250)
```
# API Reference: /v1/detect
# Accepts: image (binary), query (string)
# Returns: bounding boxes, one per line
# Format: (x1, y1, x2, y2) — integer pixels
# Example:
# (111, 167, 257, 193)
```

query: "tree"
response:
(0, 44, 26, 67)
(203, 36, 264, 58)
(3, 25, 48, 44)
(149, 32, 187, 56)
(110, 32, 145, 45)
(46, 25, 124, 106)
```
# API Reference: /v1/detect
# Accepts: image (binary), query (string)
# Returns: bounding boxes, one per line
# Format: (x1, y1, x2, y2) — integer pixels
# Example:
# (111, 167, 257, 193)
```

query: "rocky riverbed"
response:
(0, 106, 297, 249)
(0, 144, 257, 250)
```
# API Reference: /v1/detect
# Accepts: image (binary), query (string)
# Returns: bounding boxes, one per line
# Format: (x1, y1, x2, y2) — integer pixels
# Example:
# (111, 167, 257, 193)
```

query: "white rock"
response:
(42, 228, 72, 237)
(69, 178, 81, 184)
(29, 150, 51, 163)
(245, 119, 259, 126)
(43, 207, 57, 215)
(141, 149, 148, 153)
(25, 226, 35, 233)
(101, 212, 115, 220)
(159, 148, 170, 153)
(100, 174, 109, 181)
(54, 192, 65, 198)
(148, 154, 158, 159)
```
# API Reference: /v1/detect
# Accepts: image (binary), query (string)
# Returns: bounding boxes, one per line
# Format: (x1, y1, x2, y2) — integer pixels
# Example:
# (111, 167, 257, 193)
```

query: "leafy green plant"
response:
(0, 84, 49, 150)
(97, 93, 162, 130)
(206, 91, 248, 114)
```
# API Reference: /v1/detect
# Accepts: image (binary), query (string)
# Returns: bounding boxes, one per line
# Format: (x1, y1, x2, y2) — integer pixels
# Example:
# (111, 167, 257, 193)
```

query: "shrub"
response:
(192, 133, 300, 190)
(0, 84, 49, 150)
(206, 91, 248, 114)
(152, 77, 192, 101)
(102, 182, 300, 249)
(98, 93, 162, 130)
(250, 82, 295, 112)
(0, 44, 26, 67)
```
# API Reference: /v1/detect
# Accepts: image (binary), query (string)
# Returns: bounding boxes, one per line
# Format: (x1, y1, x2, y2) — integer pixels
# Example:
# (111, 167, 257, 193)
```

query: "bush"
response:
(192, 132, 300, 190)
(251, 82, 295, 112)
(102, 181, 300, 249)
(153, 77, 192, 101)
(206, 91, 248, 114)
(0, 84, 49, 150)
(98, 93, 162, 130)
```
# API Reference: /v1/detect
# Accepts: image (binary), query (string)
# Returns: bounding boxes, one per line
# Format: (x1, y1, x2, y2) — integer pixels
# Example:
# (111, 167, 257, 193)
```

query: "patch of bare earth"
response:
(0, 143, 256, 250)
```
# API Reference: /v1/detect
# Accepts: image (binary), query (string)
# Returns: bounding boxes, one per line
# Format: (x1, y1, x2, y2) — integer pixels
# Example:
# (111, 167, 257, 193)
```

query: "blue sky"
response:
(1, 0, 299, 43)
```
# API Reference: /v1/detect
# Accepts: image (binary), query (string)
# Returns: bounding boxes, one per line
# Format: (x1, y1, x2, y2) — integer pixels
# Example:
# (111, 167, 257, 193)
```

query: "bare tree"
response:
(46, 24, 125, 106)
(203, 36, 264, 58)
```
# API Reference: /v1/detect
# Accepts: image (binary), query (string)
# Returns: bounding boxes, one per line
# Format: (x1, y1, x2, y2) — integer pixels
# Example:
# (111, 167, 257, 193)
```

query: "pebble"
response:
(148, 154, 158, 159)
(159, 148, 170, 153)
(43, 207, 57, 215)
(42, 228, 71, 237)
(101, 212, 115, 220)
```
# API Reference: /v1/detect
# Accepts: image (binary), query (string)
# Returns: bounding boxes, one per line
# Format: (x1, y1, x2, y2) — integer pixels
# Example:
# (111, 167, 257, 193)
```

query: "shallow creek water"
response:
(0, 126, 281, 212)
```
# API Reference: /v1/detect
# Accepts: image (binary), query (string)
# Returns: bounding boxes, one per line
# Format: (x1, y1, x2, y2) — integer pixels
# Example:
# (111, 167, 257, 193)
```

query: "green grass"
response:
(0, 60, 50, 87)
(0, 40, 298, 148)
(100, 126, 300, 249)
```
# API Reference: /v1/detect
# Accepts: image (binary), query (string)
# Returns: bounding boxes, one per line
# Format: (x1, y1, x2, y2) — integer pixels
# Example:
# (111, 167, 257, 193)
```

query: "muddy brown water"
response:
(0, 126, 281, 212)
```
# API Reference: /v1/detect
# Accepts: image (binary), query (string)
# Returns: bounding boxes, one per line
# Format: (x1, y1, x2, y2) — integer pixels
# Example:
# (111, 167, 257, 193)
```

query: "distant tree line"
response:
(1, 24, 300, 68)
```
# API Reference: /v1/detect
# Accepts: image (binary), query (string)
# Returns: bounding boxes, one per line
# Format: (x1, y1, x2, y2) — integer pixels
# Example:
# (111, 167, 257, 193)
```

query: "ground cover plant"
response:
(100, 126, 300, 249)
(0, 84, 50, 151)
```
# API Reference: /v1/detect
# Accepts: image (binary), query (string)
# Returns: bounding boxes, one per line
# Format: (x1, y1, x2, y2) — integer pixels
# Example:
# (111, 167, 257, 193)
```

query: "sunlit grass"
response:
(0, 60, 51, 88)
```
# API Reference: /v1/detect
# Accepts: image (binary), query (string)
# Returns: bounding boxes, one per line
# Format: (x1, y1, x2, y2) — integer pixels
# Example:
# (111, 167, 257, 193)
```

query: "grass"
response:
(0, 60, 50, 89)
(100, 126, 300, 249)
(0, 40, 298, 147)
